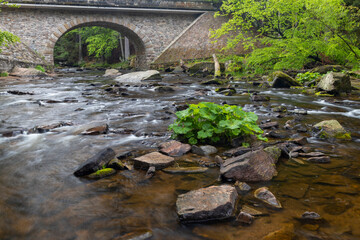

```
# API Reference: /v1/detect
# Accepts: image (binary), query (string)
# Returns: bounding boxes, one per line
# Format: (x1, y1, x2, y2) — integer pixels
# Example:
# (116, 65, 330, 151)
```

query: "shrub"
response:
(168, 102, 266, 145)
(0, 72, 8, 77)
(35, 65, 45, 72)
(296, 72, 322, 85)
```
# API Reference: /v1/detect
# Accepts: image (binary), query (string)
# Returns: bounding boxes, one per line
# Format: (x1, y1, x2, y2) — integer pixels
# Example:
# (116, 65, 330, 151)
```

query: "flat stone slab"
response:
(133, 152, 175, 170)
(162, 166, 208, 174)
(159, 140, 191, 157)
(176, 185, 238, 222)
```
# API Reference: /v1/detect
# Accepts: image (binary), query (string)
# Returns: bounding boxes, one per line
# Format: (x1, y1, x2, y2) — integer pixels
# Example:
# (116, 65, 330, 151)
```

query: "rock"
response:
(191, 145, 218, 156)
(314, 174, 350, 186)
(317, 72, 352, 94)
(251, 94, 270, 101)
(313, 119, 351, 140)
(288, 136, 308, 145)
(307, 156, 331, 163)
(29, 122, 73, 134)
(188, 62, 224, 75)
(262, 224, 295, 240)
(272, 106, 287, 112)
(115, 70, 161, 83)
(117, 151, 133, 159)
(145, 166, 156, 179)
(176, 185, 238, 222)
(7, 90, 34, 95)
(10, 66, 47, 77)
(114, 230, 153, 240)
(200, 79, 224, 85)
(263, 146, 281, 163)
(241, 205, 265, 216)
(299, 152, 325, 157)
(254, 187, 282, 209)
(74, 148, 116, 177)
(236, 211, 253, 224)
(81, 124, 109, 135)
(293, 109, 307, 115)
(220, 150, 277, 182)
(268, 130, 289, 139)
(311, 65, 346, 74)
(301, 211, 321, 221)
(234, 181, 251, 193)
(107, 158, 127, 170)
(223, 146, 252, 157)
(154, 86, 176, 92)
(159, 140, 191, 157)
(269, 71, 301, 88)
(133, 152, 175, 170)
(88, 168, 116, 179)
(260, 122, 279, 129)
(103, 69, 121, 77)
(279, 183, 309, 199)
(162, 166, 208, 174)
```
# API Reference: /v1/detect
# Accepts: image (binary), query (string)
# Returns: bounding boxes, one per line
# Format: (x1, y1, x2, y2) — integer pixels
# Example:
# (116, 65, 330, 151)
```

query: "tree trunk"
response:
(213, 54, 221, 78)
(78, 29, 83, 64)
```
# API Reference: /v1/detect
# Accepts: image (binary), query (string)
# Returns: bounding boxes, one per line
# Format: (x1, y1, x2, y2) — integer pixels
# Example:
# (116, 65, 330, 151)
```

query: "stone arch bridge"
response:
(0, 0, 243, 70)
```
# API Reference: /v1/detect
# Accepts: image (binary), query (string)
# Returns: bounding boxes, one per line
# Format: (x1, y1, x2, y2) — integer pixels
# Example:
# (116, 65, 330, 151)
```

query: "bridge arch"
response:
(45, 16, 155, 68)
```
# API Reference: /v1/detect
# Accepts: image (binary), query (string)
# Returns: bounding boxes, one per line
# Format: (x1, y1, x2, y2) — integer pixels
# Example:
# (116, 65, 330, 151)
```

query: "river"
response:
(0, 69, 360, 239)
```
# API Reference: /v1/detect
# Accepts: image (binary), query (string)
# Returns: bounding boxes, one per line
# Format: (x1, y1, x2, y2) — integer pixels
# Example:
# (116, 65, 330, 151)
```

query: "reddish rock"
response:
(133, 152, 175, 170)
(159, 140, 191, 157)
(220, 150, 277, 182)
(176, 185, 238, 222)
(81, 124, 109, 135)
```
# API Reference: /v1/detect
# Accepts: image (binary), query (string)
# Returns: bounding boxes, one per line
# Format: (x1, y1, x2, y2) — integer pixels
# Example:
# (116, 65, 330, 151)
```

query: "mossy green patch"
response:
(88, 168, 116, 179)
(315, 92, 334, 97)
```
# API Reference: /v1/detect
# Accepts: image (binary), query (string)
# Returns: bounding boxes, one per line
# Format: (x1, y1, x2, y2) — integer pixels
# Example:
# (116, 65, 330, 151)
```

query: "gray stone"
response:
(74, 148, 116, 177)
(313, 119, 351, 139)
(241, 205, 265, 216)
(301, 211, 321, 220)
(103, 69, 121, 77)
(191, 145, 218, 156)
(236, 211, 253, 224)
(81, 124, 109, 135)
(311, 65, 346, 74)
(307, 156, 331, 163)
(234, 181, 251, 193)
(159, 140, 191, 157)
(107, 158, 127, 170)
(251, 94, 270, 101)
(154, 86, 176, 92)
(176, 185, 238, 222)
(299, 152, 325, 157)
(145, 166, 156, 179)
(133, 152, 175, 170)
(254, 187, 282, 209)
(270, 71, 301, 88)
(162, 166, 208, 174)
(317, 72, 352, 94)
(263, 146, 281, 163)
(260, 122, 279, 129)
(223, 146, 252, 157)
(220, 150, 277, 182)
(115, 70, 161, 83)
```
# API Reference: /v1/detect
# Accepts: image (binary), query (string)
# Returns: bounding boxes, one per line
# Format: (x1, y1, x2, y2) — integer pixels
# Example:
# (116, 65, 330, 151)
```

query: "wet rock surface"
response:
(176, 185, 238, 222)
(317, 72, 352, 94)
(191, 145, 218, 156)
(158, 140, 191, 157)
(133, 152, 175, 170)
(115, 70, 161, 83)
(254, 187, 282, 209)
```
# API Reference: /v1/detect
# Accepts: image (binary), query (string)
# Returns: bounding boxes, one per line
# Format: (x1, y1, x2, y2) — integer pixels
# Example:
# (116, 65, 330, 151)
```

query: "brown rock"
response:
(262, 224, 295, 240)
(236, 211, 254, 224)
(307, 156, 331, 163)
(159, 140, 191, 157)
(133, 152, 175, 170)
(222, 146, 252, 157)
(289, 137, 308, 145)
(254, 187, 282, 209)
(299, 152, 325, 157)
(81, 124, 109, 135)
(260, 122, 279, 129)
(176, 185, 238, 222)
(220, 150, 277, 182)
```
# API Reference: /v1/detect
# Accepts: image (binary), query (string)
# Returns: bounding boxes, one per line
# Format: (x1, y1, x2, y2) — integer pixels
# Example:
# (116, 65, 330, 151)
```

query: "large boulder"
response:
(103, 69, 122, 77)
(313, 119, 351, 140)
(317, 72, 352, 94)
(10, 66, 47, 77)
(220, 150, 277, 182)
(269, 71, 301, 88)
(310, 65, 346, 74)
(74, 148, 116, 177)
(115, 70, 161, 83)
(176, 185, 238, 222)
(133, 152, 175, 170)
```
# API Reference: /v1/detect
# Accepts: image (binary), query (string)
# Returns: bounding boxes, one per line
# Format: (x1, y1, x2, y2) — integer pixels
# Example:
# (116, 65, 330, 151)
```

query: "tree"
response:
(212, 0, 360, 72)
(0, 1, 20, 52)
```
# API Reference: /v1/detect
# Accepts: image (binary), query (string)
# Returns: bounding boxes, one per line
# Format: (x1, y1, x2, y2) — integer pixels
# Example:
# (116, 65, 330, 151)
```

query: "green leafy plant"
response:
(168, 102, 267, 145)
(35, 65, 45, 72)
(296, 72, 322, 84)
(0, 72, 8, 77)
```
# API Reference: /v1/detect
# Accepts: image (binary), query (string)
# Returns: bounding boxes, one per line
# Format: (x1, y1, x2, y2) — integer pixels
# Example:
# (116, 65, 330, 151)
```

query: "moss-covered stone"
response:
(264, 146, 281, 163)
(317, 72, 351, 94)
(313, 119, 351, 140)
(315, 91, 334, 97)
(88, 168, 116, 179)
(200, 79, 226, 85)
(107, 158, 126, 170)
(269, 71, 301, 88)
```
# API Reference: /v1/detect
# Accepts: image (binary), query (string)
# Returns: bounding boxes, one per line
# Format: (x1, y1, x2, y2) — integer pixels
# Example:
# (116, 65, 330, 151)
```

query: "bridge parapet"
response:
(6, 0, 221, 10)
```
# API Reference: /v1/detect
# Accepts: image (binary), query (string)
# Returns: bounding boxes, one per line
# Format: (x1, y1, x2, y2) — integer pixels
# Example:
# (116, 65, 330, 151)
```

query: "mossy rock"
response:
(310, 65, 346, 74)
(107, 158, 126, 170)
(313, 120, 351, 140)
(88, 168, 116, 179)
(200, 79, 226, 85)
(315, 91, 334, 97)
(264, 146, 281, 163)
(269, 71, 301, 88)
(0, 72, 9, 77)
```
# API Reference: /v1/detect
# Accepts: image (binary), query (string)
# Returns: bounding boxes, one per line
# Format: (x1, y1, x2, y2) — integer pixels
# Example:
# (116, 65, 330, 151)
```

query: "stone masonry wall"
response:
(153, 12, 248, 64)
(0, 8, 197, 68)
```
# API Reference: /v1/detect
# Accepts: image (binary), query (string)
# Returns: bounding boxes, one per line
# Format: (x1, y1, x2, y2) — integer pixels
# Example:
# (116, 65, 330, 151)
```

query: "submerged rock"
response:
(313, 119, 351, 140)
(133, 152, 175, 170)
(269, 71, 301, 88)
(220, 150, 277, 182)
(88, 168, 116, 179)
(176, 185, 238, 222)
(74, 148, 116, 177)
(154, 86, 177, 92)
(254, 187, 282, 209)
(241, 205, 265, 216)
(317, 72, 351, 94)
(115, 70, 161, 83)
(251, 94, 270, 102)
(307, 156, 331, 163)
(158, 140, 191, 157)
(234, 181, 251, 193)
(162, 166, 208, 174)
(236, 211, 254, 225)
(115, 230, 153, 240)
(262, 224, 294, 240)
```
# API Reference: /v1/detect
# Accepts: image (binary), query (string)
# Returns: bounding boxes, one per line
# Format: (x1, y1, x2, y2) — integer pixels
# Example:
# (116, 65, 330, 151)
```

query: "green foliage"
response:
(85, 27, 119, 59)
(212, 0, 360, 73)
(296, 72, 322, 84)
(0, 72, 8, 77)
(35, 65, 45, 72)
(168, 102, 266, 145)
(220, 55, 244, 72)
(0, 1, 20, 52)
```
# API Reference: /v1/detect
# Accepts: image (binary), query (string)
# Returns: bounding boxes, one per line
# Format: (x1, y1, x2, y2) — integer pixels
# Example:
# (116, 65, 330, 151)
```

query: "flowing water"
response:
(0, 70, 360, 240)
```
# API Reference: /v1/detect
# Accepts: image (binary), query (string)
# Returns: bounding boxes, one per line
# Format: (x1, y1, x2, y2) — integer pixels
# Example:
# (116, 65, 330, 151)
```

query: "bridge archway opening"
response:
(53, 21, 147, 68)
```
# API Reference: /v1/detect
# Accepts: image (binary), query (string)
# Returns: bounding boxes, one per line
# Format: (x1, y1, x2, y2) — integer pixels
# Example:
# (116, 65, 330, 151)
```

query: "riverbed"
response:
(0, 69, 360, 239)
